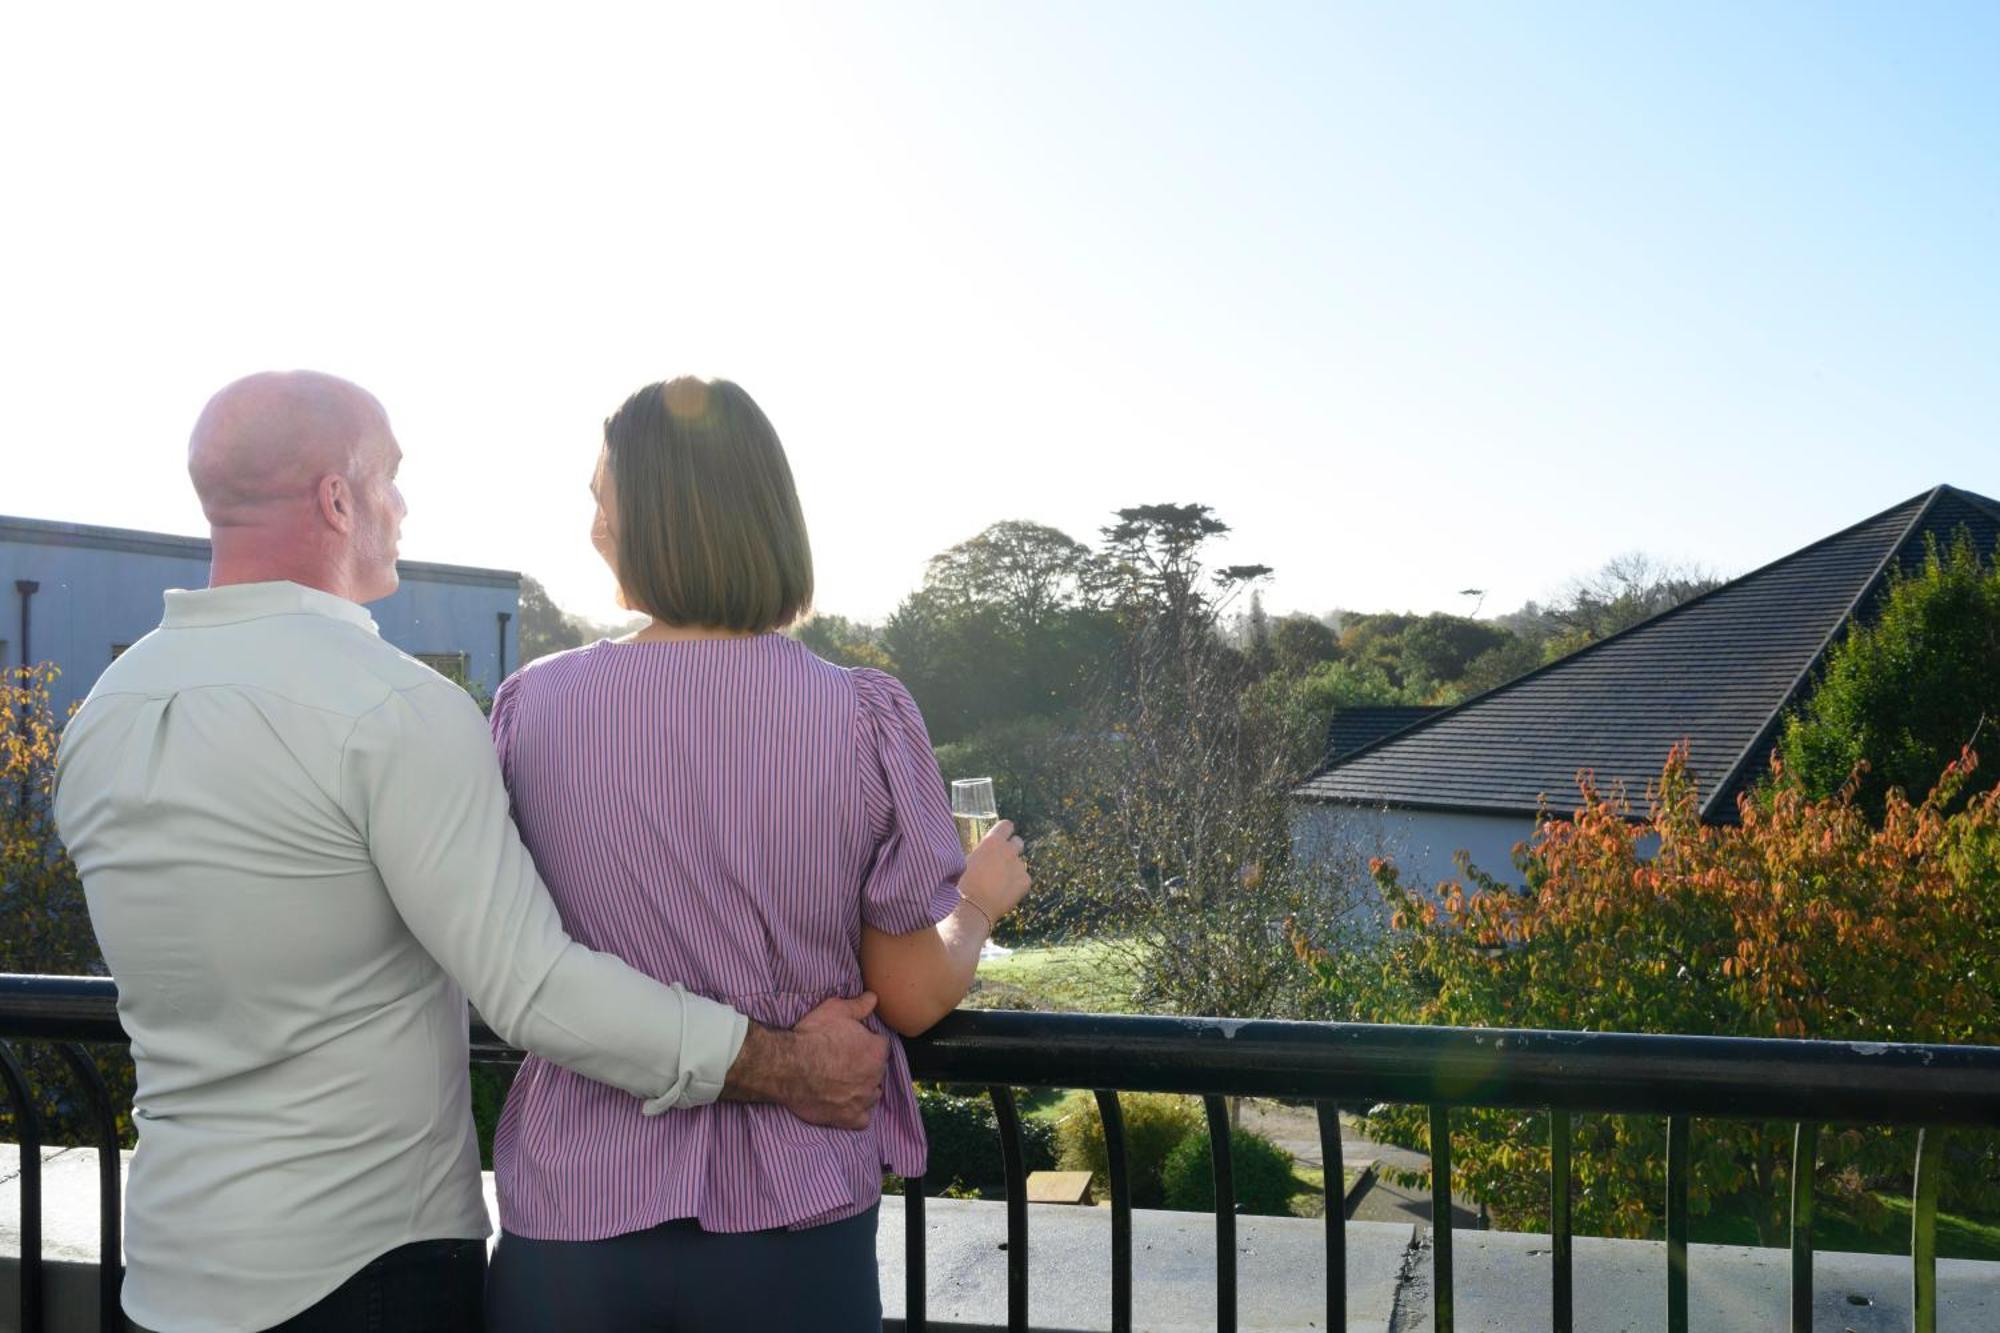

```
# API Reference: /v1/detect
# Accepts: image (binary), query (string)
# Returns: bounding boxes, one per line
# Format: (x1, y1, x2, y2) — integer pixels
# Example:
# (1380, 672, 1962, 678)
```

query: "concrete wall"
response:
(1, 516, 519, 718)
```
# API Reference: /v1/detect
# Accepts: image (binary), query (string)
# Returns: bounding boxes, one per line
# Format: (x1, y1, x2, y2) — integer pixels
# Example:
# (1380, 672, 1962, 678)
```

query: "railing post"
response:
(1430, 1104, 1453, 1333)
(1093, 1090, 1134, 1333)
(1912, 1128, 1942, 1333)
(1666, 1116, 1691, 1333)
(1550, 1109, 1571, 1333)
(1204, 1095, 1238, 1333)
(0, 1043, 44, 1333)
(1789, 1122, 1817, 1333)
(989, 1086, 1030, 1333)
(901, 1174, 926, 1333)
(59, 1043, 124, 1331)
(1317, 1101, 1346, 1332)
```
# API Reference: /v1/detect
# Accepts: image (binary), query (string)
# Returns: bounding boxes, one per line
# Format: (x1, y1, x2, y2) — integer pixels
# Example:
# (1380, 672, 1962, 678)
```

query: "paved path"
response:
(1237, 1100, 1481, 1229)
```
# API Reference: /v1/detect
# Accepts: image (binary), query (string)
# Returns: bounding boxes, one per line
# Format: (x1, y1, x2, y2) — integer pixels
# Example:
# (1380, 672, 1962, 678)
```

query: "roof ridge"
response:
(1940, 484, 2000, 528)
(1698, 485, 1950, 819)
(1302, 486, 1947, 787)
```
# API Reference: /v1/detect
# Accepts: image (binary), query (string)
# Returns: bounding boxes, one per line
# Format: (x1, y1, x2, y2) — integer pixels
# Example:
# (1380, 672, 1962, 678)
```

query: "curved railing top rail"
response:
(6, 973, 1998, 1127)
(902, 1008, 2000, 1125)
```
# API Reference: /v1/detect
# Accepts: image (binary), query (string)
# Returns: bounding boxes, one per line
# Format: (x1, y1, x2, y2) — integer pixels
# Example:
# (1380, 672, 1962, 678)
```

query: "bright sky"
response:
(4, 3, 1996, 624)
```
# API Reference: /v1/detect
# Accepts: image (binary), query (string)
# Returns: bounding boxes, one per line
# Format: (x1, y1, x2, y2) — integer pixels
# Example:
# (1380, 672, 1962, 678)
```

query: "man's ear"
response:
(318, 474, 355, 534)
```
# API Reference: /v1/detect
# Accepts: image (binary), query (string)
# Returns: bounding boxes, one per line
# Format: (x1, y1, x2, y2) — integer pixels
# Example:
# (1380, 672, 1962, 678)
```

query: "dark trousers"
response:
(485, 1205, 881, 1333)
(262, 1237, 487, 1332)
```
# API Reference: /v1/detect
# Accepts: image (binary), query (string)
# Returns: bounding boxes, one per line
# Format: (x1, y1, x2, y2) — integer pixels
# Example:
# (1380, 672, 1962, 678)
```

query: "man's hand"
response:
(719, 992, 890, 1130)
(790, 994, 893, 1127)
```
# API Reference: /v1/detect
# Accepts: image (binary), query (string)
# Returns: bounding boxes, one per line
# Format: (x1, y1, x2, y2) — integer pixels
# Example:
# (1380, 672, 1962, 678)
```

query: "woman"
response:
(483, 377, 1031, 1331)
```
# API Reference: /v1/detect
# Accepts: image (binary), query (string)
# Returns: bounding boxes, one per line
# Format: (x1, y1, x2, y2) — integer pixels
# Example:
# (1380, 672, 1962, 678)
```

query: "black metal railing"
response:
(2, 975, 1999, 1333)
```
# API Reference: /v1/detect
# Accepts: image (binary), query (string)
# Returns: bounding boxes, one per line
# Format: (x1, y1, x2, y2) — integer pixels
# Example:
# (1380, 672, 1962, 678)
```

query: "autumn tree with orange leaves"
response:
(1316, 747, 2000, 1246)
(0, 665, 133, 1144)
(0, 665, 97, 974)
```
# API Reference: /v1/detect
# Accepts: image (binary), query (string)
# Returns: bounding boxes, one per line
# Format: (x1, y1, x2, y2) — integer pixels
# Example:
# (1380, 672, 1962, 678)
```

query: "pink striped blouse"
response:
(488, 634, 964, 1239)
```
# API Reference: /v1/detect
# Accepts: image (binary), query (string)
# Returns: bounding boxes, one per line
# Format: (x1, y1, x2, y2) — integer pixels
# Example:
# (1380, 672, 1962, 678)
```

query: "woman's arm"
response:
(863, 820, 1031, 1037)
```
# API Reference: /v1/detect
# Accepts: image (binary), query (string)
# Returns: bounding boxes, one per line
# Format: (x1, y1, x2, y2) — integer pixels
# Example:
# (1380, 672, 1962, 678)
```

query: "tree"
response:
(1318, 747, 2000, 1245)
(921, 520, 1100, 630)
(517, 575, 585, 664)
(1337, 612, 1421, 681)
(1781, 529, 2000, 819)
(2, 666, 93, 974)
(1245, 658, 1446, 779)
(1, 666, 134, 1146)
(1033, 503, 1364, 1023)
(1268, 614, 1341, 677)
(883, 591, 1025, 744)
(884, 521, 1118, 745)
(1238, 591, 1275, 677)
(1099, 504, 1270, 644)
(1095, 503, 1270, 735)
(1535, 553, 1722, 658)
(792, 613, 893, 671)
(1398, 613, 1515, 685)
(1454, 635, 1545, 696)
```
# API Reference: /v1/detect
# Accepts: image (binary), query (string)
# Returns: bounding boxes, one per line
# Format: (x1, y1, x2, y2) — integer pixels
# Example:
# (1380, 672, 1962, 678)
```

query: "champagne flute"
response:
(951, 777, 1000, 854)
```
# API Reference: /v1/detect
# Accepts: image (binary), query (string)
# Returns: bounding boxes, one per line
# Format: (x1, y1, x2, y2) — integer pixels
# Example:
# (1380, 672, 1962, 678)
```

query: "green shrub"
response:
(1053, 1091, 1203, 1209)
(913, 1087, 1056, 1197)
(1780, 528, 2000, 819)
(1161, 1125, 1297, 1216)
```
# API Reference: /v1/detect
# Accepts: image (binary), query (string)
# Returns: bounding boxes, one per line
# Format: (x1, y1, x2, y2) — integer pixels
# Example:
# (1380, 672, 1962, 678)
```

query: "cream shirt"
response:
(53, 582, 750, 1333)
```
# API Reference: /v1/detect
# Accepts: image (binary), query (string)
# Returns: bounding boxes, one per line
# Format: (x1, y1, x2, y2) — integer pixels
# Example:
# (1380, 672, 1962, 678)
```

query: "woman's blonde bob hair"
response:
(602, 377, 813, 632)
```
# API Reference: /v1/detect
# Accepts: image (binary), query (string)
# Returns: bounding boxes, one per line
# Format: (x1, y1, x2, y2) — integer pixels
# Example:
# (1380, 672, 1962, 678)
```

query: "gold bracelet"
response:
(959, 894, 994, 938)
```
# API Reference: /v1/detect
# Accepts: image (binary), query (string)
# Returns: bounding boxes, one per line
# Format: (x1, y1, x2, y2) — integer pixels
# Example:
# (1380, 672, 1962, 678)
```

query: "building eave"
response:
(2, 513, 520, 589)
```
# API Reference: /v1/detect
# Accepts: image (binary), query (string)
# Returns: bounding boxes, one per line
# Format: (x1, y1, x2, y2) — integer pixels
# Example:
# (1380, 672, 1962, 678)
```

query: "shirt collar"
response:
(160, 581, 380, 635)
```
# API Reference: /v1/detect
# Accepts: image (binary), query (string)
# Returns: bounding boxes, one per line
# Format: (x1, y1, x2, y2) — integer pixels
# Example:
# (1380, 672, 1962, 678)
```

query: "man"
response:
(53, 371, 1007, 1332)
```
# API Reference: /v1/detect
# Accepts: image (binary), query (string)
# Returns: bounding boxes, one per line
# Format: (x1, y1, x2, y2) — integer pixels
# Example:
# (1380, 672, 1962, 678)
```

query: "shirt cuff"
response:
(640, 992, 750, 1115)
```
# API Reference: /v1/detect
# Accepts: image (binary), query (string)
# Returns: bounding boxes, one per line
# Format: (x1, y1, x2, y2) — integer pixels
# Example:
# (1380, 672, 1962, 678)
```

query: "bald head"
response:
(188, 371, 387, 522)
(190, 370, 407, 603)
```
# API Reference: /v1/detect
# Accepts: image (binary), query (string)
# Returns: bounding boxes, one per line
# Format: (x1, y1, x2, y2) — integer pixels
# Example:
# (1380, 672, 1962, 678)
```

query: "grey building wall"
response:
(1292, 802, 1664, 933)
(2, 515, 519, 718)
(1290, 802, 1538, 914)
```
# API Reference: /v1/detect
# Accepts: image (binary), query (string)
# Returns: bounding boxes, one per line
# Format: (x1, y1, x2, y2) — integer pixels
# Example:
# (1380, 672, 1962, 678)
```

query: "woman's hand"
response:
(960, 819, 1030, 928)
(861, 820, 1031, 1037)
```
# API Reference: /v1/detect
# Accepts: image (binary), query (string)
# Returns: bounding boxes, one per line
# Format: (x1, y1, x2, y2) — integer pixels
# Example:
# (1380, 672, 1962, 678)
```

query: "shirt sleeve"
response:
(853, 669, 966, 934)
(341, 676, 748, 1112)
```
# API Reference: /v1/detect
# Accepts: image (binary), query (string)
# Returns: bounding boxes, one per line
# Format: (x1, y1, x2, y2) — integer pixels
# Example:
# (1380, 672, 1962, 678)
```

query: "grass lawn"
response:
(967, 940, 1138, 1014)
(1288, 1164, 1363, 1220)
(1691, 1193, 2000, 1262)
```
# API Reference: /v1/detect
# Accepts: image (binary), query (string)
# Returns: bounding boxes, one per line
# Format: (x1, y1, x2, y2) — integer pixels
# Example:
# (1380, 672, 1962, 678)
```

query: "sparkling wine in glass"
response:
(951, 777, 1000, 854)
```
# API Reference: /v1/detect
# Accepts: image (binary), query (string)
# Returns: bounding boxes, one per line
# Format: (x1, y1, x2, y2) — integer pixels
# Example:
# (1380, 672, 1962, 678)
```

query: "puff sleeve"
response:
(853, 668, 966, 935)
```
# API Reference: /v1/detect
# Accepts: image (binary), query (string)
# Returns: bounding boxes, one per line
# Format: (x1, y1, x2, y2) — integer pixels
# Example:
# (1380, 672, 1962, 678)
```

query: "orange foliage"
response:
(1337, 746, 2000, 1241)
(1, 665, 134, 1146)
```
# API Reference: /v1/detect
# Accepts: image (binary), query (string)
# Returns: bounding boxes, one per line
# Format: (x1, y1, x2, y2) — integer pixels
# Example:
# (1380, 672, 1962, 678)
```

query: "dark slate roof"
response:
(1293, 485, 2000, 823)
(1324, 707, 1443, 763)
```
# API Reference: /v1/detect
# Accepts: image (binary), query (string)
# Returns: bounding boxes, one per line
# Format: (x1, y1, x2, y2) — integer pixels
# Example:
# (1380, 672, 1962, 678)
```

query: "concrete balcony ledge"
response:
(1, 1146, 1998, 1331)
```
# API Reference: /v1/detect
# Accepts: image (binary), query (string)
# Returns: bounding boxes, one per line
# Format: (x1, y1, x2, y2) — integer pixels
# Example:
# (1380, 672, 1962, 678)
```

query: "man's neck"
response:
(208, 531, 352, 601)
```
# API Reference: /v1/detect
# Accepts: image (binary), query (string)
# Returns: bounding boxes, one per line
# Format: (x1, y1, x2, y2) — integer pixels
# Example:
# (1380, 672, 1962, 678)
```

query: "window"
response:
(415, 652, 471, 686)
